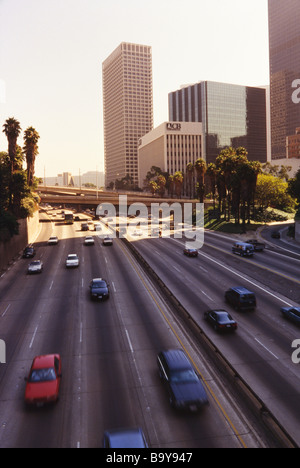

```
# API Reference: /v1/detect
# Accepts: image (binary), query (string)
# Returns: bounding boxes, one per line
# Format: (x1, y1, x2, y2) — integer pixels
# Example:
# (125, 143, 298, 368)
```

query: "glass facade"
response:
(169, 81, 267, 165)
(268, 0, 300, 160)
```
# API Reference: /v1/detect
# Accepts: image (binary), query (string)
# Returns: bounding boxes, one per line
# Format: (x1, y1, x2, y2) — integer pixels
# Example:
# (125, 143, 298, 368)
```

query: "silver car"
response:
(27, 260, 43, 274)
(65, 254, 80, 268)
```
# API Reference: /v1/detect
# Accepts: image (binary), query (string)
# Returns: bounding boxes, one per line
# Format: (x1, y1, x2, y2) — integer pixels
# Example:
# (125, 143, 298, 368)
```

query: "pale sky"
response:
(0, 0, 269, 178)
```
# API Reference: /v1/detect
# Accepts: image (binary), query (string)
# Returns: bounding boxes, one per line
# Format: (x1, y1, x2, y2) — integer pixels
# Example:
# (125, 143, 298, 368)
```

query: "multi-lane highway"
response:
(131, 225, 300, 445)
(0, 210, 298, 448)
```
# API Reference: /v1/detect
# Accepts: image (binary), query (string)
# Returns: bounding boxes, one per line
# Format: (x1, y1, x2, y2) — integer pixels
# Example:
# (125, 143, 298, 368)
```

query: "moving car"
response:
(48, 236, 58, 245)
(183, 248, 198, 257)
(27, 260, 43, 274)
(23, 245, 36, 258)
(89, 278, 110, 300)
(84, 236, 94, 246)
(103, 428, 148, 448)
(24, 354, 62, 406)
(225, 286, 256, 311)
(102, 236, 113, 246)
(281, 306, 300, 325)
(81, 223, 89, 231)
(245, 239, 265, 252)
(204, 309, 237, 332)
(157, 348, 209, 411)
(232, 242, 254, 257)
(65, 254, 80, 268)
(271, 230, 280, 239)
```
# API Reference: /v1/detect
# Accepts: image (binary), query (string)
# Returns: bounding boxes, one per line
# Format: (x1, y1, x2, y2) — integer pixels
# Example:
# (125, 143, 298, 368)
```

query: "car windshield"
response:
(217, 312, 232, 323)
(240, 294, 254, 301)
(30, 261, 40, 266)
(170, 369, 198, 383)
(292, 309, 300, 318)
(29, 367, 56, 383)
(92, 281, 107, 288)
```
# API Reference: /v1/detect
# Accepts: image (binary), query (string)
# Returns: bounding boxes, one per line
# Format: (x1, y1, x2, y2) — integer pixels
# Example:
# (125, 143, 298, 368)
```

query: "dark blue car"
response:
(281, 307, 300, 325)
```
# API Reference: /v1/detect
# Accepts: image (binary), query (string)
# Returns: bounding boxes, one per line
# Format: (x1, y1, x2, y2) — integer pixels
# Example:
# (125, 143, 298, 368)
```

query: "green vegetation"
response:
(0, 117, 40, 241)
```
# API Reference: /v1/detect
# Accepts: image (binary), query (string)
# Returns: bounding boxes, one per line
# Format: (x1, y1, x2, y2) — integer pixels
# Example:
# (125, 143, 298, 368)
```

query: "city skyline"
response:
(0, 0, 269, 178)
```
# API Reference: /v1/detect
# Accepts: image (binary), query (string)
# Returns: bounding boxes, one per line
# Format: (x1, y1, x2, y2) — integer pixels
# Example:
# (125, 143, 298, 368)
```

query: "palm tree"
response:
(206, 163, 217, 210)
(186, 162, 194, 199)
(23, 126, 40, 186)
(2, 117, 22, 174)
(194, 158, 206, 203)
(173, 171, 184, 199)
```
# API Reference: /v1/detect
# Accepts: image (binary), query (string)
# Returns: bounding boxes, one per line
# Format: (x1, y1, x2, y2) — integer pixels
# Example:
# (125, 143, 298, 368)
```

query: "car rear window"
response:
(29, 368, 56, 382)
(240, 294, 255, 301)
(170, 369, 198, 383)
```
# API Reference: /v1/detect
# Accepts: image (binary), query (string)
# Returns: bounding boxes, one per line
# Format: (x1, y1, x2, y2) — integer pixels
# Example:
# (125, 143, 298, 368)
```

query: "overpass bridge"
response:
(38, 185, 202, 213)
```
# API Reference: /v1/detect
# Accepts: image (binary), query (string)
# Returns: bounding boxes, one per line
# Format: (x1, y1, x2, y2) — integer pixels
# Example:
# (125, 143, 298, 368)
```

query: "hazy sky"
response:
(0, 0, 269, 178)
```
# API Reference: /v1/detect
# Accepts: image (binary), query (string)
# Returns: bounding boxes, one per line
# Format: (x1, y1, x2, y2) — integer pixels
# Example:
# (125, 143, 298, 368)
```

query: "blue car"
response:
(103, 428, 148, 448)
(281, 307, 300, 325)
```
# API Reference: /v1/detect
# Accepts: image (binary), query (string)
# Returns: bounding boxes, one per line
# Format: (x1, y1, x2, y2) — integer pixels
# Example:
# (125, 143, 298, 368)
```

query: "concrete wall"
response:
(0, 210, 40, 272)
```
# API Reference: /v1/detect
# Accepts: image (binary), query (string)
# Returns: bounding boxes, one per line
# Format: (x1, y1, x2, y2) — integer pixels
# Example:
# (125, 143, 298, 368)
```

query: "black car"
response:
(23, 245, 36, 258)
(89, 278, 109, 301)
(157, 349, 209, 411)
(183, 248, 198, 257)
(225, 287, 256, 311)
(281, 307, 300, 325)
(271, 230, 280, 239)
(245, 239, 265, 252)
(204, 309, 237, 332)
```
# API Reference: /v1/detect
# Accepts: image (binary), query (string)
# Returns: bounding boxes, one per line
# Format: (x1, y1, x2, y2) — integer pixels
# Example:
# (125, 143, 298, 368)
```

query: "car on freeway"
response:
(102, 236, 113, 246)
(24, 354, 62, 406)
(89, 278, 110, 301)
(232, 241, 254, 257)
(23, 245, 36, 258)
(103, 428, 148, 448)
(84, 236, 94, 246)
(81, 223, 89, 231)
(65, 254, 80, 268)
(281, 306, 300, 325)
(271, 230, 281, 239)
(94, 223, 102, 231)
(204, 309, 237, 332)
(157, 348, 209, 411)
(183, 248, 198, 257)
(27, 260, 43, 274)
(48, 236, 58, 245)
(225, 286, 256, 311)
(245, 239, 265, 252)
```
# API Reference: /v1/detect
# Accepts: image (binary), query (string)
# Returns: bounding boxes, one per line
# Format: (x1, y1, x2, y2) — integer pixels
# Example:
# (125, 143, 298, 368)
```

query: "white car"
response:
(27, 260, 43, 274)
(65, 254, 80, 268)
(102, 236, 113, 246)
(48, 236, 58, 245)
(84, 236, 95, 246)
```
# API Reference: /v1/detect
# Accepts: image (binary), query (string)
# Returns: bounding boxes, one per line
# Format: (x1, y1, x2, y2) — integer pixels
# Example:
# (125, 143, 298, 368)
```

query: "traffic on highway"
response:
(0, 207, 299, 448)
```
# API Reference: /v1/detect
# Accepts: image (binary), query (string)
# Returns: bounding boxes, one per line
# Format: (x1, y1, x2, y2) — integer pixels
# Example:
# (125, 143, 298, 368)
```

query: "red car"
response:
(25, 354, 62, 406)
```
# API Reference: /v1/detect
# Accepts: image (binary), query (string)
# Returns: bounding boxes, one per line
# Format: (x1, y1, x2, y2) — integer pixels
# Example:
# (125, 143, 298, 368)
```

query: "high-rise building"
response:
(268, 0, 300, 162)
(169, 81, 267, 165)
(102, 42, 153, 187)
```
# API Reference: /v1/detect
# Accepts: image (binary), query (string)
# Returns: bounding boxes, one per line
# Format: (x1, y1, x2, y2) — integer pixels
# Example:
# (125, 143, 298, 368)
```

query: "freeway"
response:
(129, 227, 300, 445)
(0, 212, 271, 448)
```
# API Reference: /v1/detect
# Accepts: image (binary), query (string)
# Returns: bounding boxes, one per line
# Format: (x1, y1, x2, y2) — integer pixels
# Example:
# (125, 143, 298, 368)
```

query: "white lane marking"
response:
(1, 304, 11, 317)
(29, 326, 38, 349)
(254, 338, 279, 360)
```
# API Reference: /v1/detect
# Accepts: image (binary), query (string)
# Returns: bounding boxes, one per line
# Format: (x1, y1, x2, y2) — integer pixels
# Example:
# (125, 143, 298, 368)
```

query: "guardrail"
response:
(120, 234, 298, 449)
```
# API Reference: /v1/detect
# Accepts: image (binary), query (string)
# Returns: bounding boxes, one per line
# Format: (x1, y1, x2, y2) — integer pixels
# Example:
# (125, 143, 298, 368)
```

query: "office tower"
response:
(169, 81, 267, 165)
(102, 42, 153, 187)
(268, 0, 300, 161)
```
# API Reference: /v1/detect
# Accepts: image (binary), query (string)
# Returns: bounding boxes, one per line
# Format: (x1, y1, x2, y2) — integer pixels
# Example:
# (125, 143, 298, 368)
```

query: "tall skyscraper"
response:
(102, 42, 153, 187)
(268, 0, 300, 161)
(169, 81, 267, 165)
